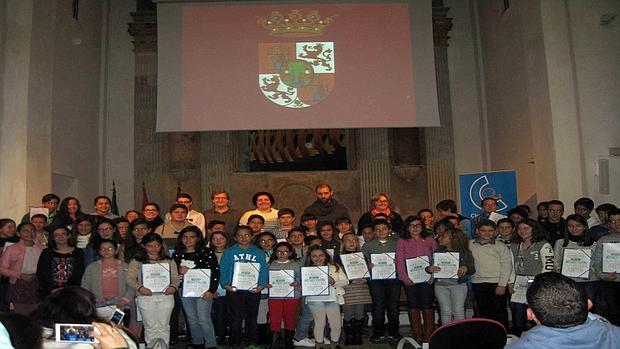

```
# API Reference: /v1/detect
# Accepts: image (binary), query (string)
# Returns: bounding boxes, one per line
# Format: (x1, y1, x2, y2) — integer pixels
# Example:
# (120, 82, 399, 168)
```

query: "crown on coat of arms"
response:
(256, 10, 335, 37)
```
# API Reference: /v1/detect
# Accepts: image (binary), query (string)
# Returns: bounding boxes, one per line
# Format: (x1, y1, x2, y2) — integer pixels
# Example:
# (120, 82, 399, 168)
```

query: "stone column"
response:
(424, 4, 457, 207)
(129, 10, 166, 207)
(357, 128, 391, 208)
(200, 131, 233, 209)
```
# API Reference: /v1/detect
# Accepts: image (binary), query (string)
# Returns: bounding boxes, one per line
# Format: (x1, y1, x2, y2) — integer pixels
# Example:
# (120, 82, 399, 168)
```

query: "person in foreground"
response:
(506, 272, 620, 349)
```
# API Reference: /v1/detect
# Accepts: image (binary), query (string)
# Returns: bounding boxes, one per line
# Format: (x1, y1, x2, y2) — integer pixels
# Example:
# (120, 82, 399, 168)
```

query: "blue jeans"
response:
(181, 296, 217, 347)
(434, 283, 468, 324)
(294, 298, 314, 341)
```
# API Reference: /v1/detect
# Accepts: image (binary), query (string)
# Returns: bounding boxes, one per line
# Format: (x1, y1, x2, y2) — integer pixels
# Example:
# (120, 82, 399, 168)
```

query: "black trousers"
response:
(368, 279, 402, 333)
(472, 282, 509, 330)
(227, 290, 261, 345)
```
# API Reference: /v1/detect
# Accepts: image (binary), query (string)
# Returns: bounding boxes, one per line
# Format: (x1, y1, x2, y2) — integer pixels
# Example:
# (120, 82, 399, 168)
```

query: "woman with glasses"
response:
(81, 238, 133, 320)
(357, 193, 404, 234)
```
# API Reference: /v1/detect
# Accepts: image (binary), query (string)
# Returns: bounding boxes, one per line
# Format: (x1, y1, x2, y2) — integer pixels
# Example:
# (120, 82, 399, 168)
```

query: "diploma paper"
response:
(511, 275, 535, 304)
(232, 262, 260, 291)
(371, 253, 396, 280)
(141, 263, 171, 293)
(182, 269, 211, 297)
(340, 252, 370, 280)
(433, 252, 460, 279)
(269, 270, 295, 298)
(561, 248, 592, 279)
(406, 256, 430, 283)
(301, 266, 330, 296)
(602, 243, 620, 273)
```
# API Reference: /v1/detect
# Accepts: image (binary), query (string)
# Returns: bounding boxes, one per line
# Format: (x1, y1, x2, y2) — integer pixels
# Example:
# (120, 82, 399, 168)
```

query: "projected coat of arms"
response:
(257, 10, 335, 108)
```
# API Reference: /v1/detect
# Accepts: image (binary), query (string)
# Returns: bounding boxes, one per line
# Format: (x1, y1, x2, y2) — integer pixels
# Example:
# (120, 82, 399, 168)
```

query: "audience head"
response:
(31, 286, 104, 329)
(0, 312, 43, 349)
(526, 272, 588, 328)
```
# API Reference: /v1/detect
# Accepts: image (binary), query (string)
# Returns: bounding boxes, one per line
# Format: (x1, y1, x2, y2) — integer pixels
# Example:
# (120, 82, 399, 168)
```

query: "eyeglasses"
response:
(145, 244, 161, 248)
(610, 220, 618, 224)
(409, 223, 422, 228)
(98, 227, 113, 232)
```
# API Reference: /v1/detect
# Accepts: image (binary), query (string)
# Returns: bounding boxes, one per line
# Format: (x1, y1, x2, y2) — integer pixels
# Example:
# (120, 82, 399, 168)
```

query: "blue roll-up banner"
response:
(459, 170, 518, 220)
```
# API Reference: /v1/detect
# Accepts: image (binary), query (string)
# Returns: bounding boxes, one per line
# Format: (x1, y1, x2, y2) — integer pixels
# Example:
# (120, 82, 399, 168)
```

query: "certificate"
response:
(340, 252, 370, 280)
(141, 263, 171, 293)
(561, 248, 592, 279)
(511, 275, 535, 304)
(433, 252, 460, 279)
(232, 262, 260, 291)
(182, 269, 211, 297)
(301, 266, 330, 296)
(269, 270, 295, 298)
(406, 256, 430, 283)
(602, 243, 620, 273)
(370, 253, 396, 280)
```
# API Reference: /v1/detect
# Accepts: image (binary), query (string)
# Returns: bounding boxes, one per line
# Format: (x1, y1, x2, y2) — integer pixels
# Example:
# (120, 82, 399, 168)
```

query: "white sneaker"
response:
(293, 337, 315, 347)
(324, 338, 331, 345)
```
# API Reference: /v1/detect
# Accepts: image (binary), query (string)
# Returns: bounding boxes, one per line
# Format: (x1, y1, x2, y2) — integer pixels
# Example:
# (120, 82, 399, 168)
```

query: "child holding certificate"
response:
(255, 231, 276, 347)
(337, 233, 371, 345)
(266, 242, 301, 348)
(470, 220, 512, 330)
(172, 226, 220, 349)
(219, 225, 268, 349)
(304, 246, 348, 349)
(509, 219, 554, 336)
(361, 219, 401, 342)
(426, 227, 474, 325)
(553, 214, 598, 305)
(396, 216, 438, 342)
(126, 233, 180, 348)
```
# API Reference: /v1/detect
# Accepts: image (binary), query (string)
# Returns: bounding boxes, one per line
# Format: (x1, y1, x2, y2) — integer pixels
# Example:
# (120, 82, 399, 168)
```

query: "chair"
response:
(427, 318, 507, 349)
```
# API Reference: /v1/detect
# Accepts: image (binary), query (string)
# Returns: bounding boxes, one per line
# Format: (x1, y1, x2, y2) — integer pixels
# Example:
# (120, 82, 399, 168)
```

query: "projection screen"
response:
(156, 0, 440, 132)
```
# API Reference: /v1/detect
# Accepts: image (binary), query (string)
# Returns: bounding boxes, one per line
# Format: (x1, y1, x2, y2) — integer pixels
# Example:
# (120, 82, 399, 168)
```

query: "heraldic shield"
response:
(258, 42, 335, 108)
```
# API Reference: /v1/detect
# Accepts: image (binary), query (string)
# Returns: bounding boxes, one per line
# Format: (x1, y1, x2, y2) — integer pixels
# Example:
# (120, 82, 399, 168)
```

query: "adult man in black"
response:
(540, 200, 565, 246)
(303, 183, 349, 224)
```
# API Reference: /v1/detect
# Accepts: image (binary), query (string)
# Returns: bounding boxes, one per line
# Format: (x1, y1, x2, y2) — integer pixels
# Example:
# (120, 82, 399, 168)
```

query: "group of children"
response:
(0, 192, 619, 349)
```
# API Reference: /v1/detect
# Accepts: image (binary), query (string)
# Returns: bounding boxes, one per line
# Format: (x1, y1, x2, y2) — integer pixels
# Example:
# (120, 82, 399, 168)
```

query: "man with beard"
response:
(303, 184, 350, 224)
